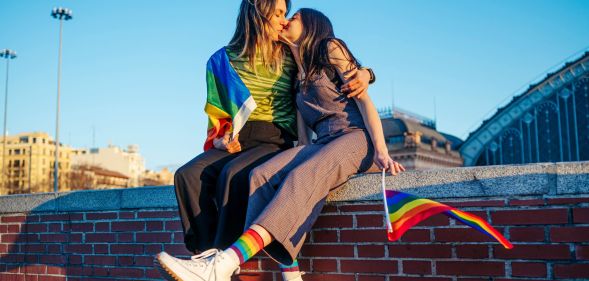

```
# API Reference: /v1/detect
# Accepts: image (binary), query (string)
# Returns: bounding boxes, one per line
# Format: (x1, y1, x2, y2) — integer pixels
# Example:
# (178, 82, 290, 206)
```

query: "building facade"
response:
(0, 132, 74, 195)
(71, 144, 145, 187)
(379, 107, 463, 170)
(461, 52, 589, 166)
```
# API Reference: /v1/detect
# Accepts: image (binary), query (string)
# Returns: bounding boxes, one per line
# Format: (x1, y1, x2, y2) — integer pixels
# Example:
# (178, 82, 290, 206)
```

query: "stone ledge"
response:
(0, 161, 587, 214)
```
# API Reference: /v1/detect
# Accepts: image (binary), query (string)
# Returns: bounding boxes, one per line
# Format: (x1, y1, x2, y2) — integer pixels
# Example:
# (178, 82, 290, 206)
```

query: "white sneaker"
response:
(154, 249, 240, 281)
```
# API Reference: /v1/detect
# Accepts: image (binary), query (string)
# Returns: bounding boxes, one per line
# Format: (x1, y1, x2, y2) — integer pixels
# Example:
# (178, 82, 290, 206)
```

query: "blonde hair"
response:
(228, 0, 291, 73)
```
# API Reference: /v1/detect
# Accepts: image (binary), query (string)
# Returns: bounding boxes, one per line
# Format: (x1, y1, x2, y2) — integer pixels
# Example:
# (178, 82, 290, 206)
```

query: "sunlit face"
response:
(281, 12, 303, 44)
(268, 0, 288, 41)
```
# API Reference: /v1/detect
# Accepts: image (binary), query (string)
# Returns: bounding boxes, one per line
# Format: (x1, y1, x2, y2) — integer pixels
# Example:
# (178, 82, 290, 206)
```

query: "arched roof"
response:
(460, 51, 589, 166)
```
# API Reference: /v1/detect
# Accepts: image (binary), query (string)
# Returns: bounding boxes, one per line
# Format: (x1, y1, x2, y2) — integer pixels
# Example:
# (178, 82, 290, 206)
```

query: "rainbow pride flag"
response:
(203, 47, 256, 151)
(381, 171, 513, 249)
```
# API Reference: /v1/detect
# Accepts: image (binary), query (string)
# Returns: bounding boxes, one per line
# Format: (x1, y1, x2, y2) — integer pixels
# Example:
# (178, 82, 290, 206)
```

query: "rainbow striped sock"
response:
(226, 228, 265, 264)
(280, 259, 301, 280)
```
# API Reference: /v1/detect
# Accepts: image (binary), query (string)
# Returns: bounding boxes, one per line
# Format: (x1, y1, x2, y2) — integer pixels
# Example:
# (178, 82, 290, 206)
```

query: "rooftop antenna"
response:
(433, 96, 438, 129)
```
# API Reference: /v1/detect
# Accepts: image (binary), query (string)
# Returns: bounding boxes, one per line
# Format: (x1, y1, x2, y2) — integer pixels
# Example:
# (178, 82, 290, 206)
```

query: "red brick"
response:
(147, 221, 164, 231)
(68, 255, 83, 265)
(144, 244, 163, 254)
(455, 245, 489, 259)
(48, 223, 62, 232)
(119, 212, 135, 219)
(22, 264, 46, 274)
(40, 255, 66, 264)
(111, 221, 145, 232)
(400, 229, 431, 242)
(311, 230, 338, 243)
(550, 227, 589, 242)
(84, 255, 116, 265)
(388, 244, 452, 258)
(435, 227, 503, 243)
(357, 245, 385, 258)
(511, 262, 546, 278)
(6, 225, 19, 233)
(85, 233, 116, 243)
(136, 232, 171, 243)
(46, 244, 62, 254)
(340, 229, 388, 243)
(301, 244, 354, 258)
(436, 261, 504, 276)
(509, 227, 545, 242)
(39, 213, 83, 221)
(94, 222, 110, 232)
(241, 259, 260, 271)
(119, 256, 134, 266)
(117, 233, 134, 243)
(85, 212, 117, 220)
(553, 263, 589, 278)
(547, 197, 589, 205)
(403, 260, 431, 275)
(66, 223, 93, 232)
(440, 200, 504, 207)
(508, 199, 545, 206)
(573, 208, 589, 223)
(137, 211, 177, 218)
(1, 216, 26, 223)
(298, 274, 356, 281)
(110, 244, 143, 254)
(46, 265, 66, 275)
(493, 244, 570, 260)
(357, 276, 386, 281)
(163, 244, 192, 256)
(165, 220, 182, 231)
(356, 215, 384, 228)
(338, 204, 383, 213)
(321, 205, 338, 213)
(94, 244, 108, 254)
(313, 215, 353, 228)
(21, 244, 45, 253)
(64, 244, 92, 254)
(340, 259, 398, 274)
(22, 224, 47, 233)
(233, 272, 276, 281)
(577, 245, 589, 260)
(39, 234, 68, 243)
(135, 256, 155, 267)
(391, 276, 452, 281)
(312, 259, 337, 272)
(491, 209, 568, 225)
(109, 268, 144, 278)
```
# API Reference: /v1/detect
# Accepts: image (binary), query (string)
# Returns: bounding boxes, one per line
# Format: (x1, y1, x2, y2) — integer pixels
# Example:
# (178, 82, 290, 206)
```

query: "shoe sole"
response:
(154, 254, 183, 281)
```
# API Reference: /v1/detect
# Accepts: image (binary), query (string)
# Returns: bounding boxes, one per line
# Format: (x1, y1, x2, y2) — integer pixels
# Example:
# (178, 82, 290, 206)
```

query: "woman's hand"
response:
(213, 133, 242, 153)
(373, 150, 405, 176)
(341, 68, 371, 99)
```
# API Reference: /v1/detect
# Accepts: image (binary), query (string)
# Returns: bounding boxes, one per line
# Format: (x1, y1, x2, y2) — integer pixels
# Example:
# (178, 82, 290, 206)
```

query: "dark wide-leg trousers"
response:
(244, 129, 375, 264)
(174, 121, 293, 253)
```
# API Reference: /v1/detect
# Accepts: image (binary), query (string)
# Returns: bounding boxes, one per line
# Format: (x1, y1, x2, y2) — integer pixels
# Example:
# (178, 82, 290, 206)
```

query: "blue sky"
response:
(2, 0, 589, 170)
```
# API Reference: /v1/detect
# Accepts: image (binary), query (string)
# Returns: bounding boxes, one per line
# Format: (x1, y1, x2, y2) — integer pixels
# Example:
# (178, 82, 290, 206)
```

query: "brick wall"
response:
(1, 194, 588, 281)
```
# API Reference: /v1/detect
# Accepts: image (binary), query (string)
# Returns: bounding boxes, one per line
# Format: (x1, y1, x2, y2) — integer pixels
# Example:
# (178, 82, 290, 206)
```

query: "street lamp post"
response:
(51, 7, 73, 193)
(0, 49, 17, 191)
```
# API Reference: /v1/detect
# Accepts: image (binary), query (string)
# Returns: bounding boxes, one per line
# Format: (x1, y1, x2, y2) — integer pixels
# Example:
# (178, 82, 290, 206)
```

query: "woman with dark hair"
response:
(157, 6, 385, 281)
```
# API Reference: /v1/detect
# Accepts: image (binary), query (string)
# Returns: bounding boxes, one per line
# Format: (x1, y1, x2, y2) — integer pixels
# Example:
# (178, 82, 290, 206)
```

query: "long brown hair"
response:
(296, 8, 361, 84)
(228, 0, 291, 74)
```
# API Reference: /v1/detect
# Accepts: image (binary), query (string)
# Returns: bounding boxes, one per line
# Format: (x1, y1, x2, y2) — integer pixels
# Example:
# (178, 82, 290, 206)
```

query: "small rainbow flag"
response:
(203, 47, 256, 151)
(381, 170, 513, 249)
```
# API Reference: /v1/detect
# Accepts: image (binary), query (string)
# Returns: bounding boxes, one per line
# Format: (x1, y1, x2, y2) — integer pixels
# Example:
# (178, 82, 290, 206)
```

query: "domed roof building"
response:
(460, 52, 589, 166)
(379, 107, 463, 170)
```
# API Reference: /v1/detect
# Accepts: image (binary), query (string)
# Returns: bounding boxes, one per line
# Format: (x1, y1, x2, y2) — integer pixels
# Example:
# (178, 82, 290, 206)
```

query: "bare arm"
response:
(327, 41, 404, 174)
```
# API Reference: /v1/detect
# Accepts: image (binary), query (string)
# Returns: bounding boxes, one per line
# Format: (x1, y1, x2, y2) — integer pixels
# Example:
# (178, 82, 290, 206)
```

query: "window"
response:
(20, 137, 28, 143)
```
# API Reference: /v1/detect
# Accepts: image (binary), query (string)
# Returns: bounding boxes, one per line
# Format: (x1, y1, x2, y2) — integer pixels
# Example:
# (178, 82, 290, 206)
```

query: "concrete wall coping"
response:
(1, 161, 588, 214)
